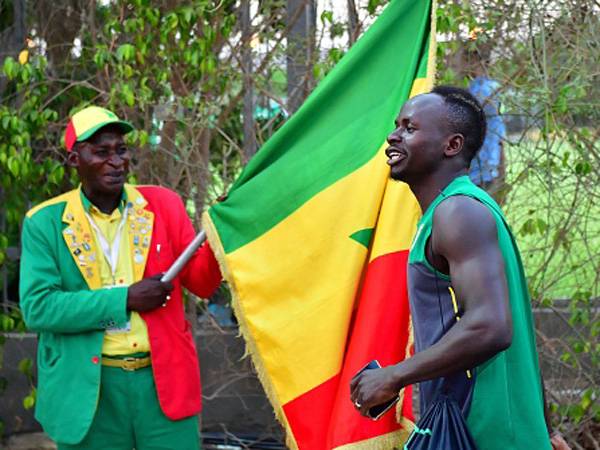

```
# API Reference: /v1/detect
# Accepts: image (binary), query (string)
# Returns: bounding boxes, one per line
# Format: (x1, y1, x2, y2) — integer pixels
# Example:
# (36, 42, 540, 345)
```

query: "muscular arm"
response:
(351, 196, 513, 414)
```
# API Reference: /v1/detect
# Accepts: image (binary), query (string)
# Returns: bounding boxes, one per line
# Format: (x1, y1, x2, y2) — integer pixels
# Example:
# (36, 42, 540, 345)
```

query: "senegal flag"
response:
(202, 1, 436, 448)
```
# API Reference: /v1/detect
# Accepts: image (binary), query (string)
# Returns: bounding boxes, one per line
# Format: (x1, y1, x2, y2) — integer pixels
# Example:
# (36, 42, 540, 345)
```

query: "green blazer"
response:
(20, 187, 130, 443)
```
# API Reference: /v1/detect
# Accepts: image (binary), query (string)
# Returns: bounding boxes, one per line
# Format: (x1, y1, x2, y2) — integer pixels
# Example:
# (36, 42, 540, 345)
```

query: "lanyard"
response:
(85, 205, 129, 280)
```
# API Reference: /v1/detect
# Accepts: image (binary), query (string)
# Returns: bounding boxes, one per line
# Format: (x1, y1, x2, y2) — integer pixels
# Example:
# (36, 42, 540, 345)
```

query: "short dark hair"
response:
(431, 85, 487, 164)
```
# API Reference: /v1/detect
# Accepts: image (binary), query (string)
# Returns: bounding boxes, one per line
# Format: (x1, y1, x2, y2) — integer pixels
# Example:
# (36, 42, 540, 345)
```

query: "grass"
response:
(502, 135, 600, 302)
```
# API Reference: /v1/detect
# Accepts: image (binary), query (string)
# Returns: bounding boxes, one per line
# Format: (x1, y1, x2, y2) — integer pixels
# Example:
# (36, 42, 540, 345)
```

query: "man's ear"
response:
(444, 134, 464, 157)
(66, 149, 80, 168)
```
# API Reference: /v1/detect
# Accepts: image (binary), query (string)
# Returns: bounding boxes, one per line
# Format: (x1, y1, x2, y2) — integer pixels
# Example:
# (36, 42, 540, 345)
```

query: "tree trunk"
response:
(0, 0, 27, 95)
(241, 0, 256, 161)
(33, 0, 84, 74)
(286, 0, 316, 114)
(347, 0, 360, 45)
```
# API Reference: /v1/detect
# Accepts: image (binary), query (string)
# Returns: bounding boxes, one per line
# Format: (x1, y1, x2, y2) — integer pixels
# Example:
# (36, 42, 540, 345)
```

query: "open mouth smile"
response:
(385, 146, 407, 166)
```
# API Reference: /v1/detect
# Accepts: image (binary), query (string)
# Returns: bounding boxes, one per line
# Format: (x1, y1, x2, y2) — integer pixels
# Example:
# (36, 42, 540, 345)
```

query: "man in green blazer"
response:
(20, 106, 222, 449)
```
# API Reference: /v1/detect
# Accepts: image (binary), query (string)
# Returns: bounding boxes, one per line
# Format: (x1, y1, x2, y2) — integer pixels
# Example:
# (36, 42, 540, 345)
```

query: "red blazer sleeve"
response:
(171, 193, 222, 298)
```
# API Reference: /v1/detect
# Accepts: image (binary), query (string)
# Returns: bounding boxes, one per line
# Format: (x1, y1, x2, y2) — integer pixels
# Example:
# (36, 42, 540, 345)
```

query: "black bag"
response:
(403, 394, 478, 450)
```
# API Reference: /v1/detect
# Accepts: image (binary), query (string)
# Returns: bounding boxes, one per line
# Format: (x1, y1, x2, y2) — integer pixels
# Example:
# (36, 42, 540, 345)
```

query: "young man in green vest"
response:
(350, 87, 569, 449)
(20, 106, 222, 449)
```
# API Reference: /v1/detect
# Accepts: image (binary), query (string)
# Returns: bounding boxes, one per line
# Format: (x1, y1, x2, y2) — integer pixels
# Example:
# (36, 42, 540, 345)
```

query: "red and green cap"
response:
(64, 106, 134, 151)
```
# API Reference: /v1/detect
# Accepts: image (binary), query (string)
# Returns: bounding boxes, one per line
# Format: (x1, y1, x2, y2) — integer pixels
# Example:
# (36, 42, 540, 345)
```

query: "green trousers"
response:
(58, 365, 200, 450)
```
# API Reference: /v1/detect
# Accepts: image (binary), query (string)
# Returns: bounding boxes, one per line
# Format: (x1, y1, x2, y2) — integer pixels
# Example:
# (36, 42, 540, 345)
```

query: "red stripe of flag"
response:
(283, 250, 413, 449)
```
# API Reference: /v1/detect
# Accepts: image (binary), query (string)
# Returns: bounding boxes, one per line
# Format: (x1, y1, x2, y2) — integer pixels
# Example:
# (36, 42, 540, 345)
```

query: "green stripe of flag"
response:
(415, 39, 430, 78)
(210, 0, 432, 254)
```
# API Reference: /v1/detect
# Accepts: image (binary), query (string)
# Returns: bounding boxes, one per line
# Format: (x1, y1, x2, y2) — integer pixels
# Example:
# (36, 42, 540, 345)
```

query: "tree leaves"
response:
(116, 44, 136, 62)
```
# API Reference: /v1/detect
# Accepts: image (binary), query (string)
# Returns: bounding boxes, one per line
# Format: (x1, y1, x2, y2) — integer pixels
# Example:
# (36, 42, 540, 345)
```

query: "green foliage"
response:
(365, 0, 388, 16)
(0, 55, 66, 267)
(18, 356, 36, 411)
(0, 308, 29, 423)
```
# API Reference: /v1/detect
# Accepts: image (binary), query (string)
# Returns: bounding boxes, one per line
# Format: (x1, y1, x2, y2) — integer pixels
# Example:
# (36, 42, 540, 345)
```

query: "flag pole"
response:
(161, 230, 207, 283)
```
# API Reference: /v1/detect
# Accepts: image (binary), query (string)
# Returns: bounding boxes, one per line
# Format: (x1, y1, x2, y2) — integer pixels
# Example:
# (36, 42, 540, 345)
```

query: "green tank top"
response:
(407, 175, 550, 449)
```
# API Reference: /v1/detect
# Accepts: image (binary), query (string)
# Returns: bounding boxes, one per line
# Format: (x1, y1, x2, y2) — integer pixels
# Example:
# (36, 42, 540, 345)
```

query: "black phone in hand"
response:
(355, 359, 400, 420)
